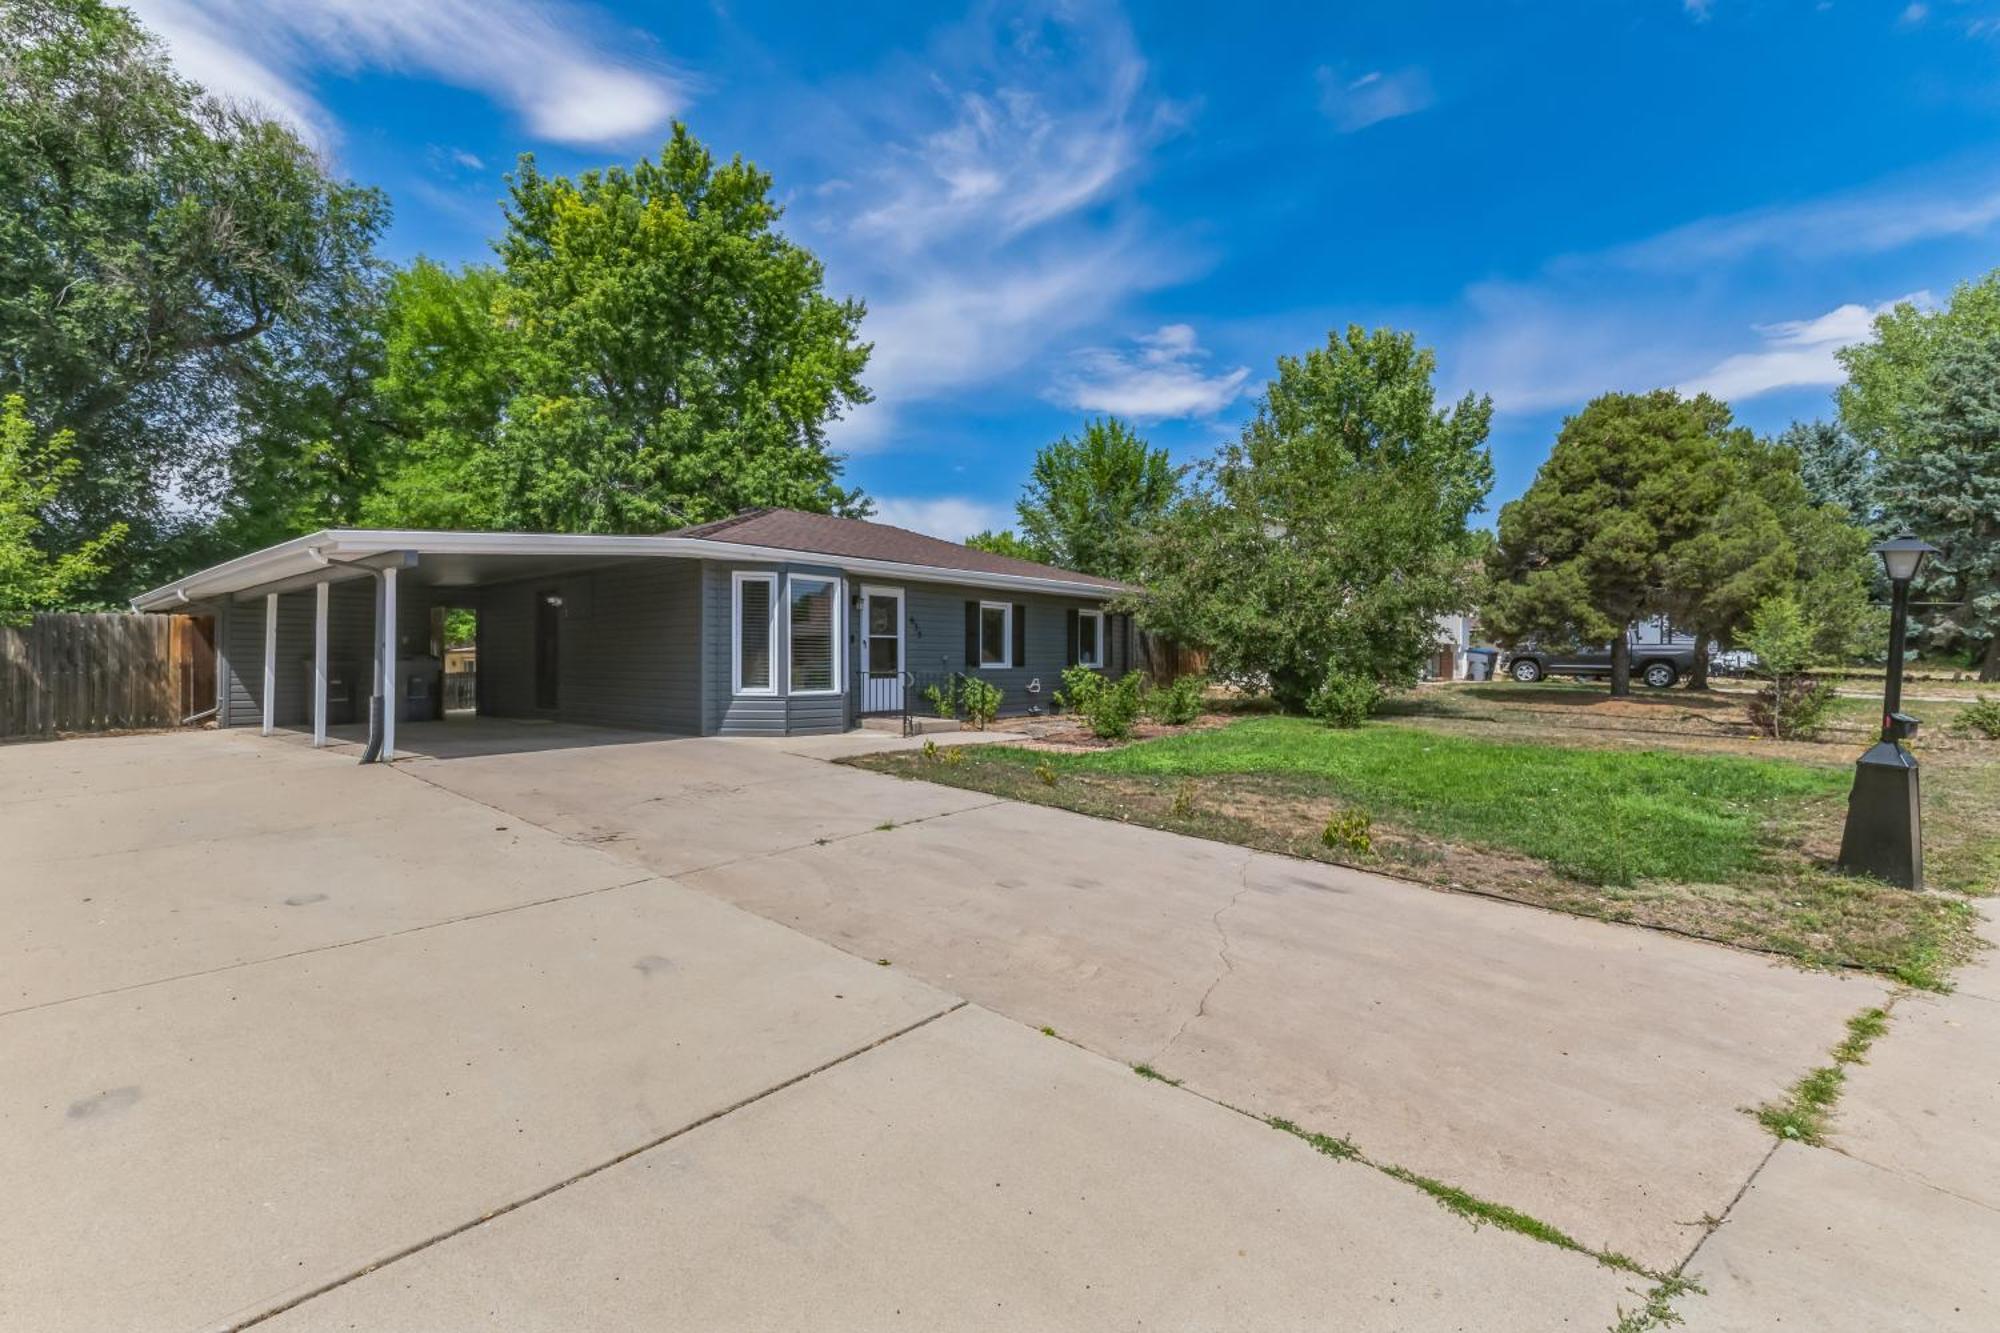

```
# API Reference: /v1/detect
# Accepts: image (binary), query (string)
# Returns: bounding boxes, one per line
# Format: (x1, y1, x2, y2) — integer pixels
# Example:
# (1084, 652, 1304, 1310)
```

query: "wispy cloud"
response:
(125, 0, 683, 147)
(1449, 161, 2000, 414)
(1679, 294, 1931, 400)
(1315, 65, 1434, 133)
(1683, 0, 1715, 20)
(1053, 324, 1250, 420)
(809, 3, 1196, 449)
(870, 494, 1015, 542)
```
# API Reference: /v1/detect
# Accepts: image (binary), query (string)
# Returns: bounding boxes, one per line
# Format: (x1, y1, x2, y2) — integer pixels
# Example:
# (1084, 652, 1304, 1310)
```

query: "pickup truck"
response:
(1500, 639, 1699, 689)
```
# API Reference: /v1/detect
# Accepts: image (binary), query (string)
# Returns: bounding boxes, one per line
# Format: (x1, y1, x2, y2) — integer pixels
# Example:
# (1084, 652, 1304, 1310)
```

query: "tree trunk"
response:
(1982, 635, 1999, 683)
(1610, 636, 1631, 697)
(1688, 634, 1710, 691)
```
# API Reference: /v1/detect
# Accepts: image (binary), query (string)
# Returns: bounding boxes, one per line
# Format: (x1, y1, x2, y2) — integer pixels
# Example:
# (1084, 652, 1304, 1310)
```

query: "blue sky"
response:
(129, 0, 2000, 538)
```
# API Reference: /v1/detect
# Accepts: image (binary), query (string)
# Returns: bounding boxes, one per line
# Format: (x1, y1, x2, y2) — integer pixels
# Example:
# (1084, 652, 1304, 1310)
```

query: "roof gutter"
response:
(129, 528, 1130, 609)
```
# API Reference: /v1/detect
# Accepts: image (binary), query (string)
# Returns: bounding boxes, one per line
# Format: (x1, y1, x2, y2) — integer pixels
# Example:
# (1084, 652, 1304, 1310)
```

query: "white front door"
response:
(861, 586, 904, 712)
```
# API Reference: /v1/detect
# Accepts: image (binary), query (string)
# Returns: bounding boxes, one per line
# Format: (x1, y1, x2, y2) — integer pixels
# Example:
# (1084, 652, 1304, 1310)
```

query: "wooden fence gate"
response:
(0, 613, 215, 740)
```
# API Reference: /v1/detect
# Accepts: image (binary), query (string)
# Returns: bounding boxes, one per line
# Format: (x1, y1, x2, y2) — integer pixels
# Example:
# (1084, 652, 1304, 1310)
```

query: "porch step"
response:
(860, 715, 960, 735)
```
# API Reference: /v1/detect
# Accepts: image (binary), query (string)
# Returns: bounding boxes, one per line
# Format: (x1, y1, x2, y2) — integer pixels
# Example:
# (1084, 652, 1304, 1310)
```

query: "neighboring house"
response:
(130, 509, 1134, 752)
(1428, 612, 1476, 680)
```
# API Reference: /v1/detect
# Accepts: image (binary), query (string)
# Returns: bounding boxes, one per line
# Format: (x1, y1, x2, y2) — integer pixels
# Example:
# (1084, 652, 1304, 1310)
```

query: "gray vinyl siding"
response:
(889, 581, 1120, 718)
(218, 580, 382, 728)
(474, 559, 701, 733)
(700, 559, 850, 737)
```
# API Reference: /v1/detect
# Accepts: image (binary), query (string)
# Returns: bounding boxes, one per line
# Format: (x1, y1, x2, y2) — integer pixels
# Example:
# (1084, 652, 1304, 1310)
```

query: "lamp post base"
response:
(1836, 741, 1922, 890)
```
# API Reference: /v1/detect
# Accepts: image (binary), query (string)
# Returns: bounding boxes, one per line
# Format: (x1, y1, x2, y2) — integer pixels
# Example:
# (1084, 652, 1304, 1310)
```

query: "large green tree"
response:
(0, 0, 388, 590)
(0, 395, 123, 622)
(1661, 433, 1877, 687)
(1484, 390, 1738, 696)
(1141, 326, 1493, 709)
(1779, 419, 1877, 526)
(365, 127, 873, 532)
(965, 529, 1047, 563)
(1012, 417, 1179, 582)
(1884, 330, 2000, 679)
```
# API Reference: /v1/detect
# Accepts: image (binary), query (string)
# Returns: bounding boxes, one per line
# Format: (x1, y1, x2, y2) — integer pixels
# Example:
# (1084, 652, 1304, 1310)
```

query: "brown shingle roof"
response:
(669, 508, 1124, 590)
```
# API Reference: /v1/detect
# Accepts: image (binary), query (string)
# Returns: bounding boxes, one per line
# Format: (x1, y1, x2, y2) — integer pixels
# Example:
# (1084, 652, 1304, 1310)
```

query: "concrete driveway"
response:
(3, 720, 1990, 1329)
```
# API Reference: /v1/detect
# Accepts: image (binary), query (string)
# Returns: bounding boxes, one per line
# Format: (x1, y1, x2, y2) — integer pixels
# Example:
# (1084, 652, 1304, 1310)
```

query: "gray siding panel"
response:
(473, 559, 700, 733)
(220, 579, 377, 728)
(892, 581, 1118, 718)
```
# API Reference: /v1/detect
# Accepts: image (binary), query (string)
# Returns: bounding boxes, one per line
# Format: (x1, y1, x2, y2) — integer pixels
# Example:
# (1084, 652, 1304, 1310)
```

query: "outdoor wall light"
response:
(1835, 533, 1939, 890)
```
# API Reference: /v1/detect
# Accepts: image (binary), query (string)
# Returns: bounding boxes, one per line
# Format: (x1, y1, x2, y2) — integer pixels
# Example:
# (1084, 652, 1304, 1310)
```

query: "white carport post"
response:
(312, 581, 329, 747)
(261, 592, 277, 736)
(380, 565, 397, 761)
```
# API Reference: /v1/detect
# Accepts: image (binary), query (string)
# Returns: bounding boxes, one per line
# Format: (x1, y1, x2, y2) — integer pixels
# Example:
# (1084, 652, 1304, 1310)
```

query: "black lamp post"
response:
(1836, 533, 1939, 889)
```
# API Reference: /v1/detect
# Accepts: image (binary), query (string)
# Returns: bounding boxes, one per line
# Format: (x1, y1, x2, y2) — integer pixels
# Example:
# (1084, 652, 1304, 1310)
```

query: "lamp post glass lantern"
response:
(1835, 534, 1938, 889)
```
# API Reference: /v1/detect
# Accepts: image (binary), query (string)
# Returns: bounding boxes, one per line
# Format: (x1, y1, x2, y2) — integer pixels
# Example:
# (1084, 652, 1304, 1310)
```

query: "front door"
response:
(534, 590, 560, 710)
(861, 586, 903, 712)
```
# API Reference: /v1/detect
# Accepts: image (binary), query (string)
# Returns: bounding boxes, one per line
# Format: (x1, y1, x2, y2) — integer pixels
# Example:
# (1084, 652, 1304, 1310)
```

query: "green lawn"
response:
(995, 716, 1847, 887)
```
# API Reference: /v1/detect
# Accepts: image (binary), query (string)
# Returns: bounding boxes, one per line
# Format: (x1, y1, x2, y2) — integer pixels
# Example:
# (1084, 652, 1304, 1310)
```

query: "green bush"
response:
(1746, 676, 1836, 741)
(1145, 674, 1208, 726)
(1306, 670, 1382, 728)
(1321, 809, 1373, 854)
(923, 679, 958, 720)
(959, 676, 1002, 729)
(1956, 695, 2000, 740)
(1058, 665, 1143, 739)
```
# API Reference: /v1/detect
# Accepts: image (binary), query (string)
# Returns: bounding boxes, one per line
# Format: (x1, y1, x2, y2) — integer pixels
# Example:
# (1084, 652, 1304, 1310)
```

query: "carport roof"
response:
(131, 515, 1130, 611)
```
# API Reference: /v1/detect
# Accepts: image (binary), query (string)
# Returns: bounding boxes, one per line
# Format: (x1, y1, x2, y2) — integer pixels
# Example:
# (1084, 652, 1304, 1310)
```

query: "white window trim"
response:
(1077, 608, 1105, 669)
(979, 600, 1013, 670)
(787, 573, 845, 696)
(732, 571, 779, 696)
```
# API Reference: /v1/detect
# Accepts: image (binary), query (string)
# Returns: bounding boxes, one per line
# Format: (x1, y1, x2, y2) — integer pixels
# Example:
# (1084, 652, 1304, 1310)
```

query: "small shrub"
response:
(1033, 760, 1059, 786)
(1307, 670, 1382, 729)
(1145, 674, 1207, 726)
(920, 739, 939, 761)
(923, 679, 958, 720)
(1955, 695, 2000, 740)
(1059, 664, 1143, 739)
(1747, 676, 1835, 741)
(959, 676, 1002, 729)
(1169, 779, 1197, 817)
(1321, 809, 1373, 855)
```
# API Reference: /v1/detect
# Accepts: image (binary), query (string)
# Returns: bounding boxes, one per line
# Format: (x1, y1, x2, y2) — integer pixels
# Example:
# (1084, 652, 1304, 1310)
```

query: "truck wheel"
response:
(1642, 662, 1678, 689)
(1511, 659, 1543, 683)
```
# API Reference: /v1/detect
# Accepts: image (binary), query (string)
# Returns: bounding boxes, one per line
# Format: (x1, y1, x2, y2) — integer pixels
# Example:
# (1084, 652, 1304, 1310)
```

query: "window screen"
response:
(790, 577, 838, 692)
(980, 604, 1009, 667)
(1078, 612, 1101, 666)
(736, 576, 773, 692)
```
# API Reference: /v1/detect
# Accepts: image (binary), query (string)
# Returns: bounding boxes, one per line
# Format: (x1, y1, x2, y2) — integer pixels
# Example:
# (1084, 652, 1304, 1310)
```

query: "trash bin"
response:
(1465, 647, 1499, 682)
(400, 655, 442, 722)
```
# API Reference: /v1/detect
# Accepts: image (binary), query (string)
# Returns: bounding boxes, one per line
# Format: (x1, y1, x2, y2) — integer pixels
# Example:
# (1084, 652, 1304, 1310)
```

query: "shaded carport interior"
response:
(203, 548, 705, 753)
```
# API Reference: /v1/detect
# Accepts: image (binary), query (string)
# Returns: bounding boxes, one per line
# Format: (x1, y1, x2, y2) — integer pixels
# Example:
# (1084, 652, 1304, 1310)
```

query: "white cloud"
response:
(1315, 65, 1434, 133)
(1684, 0, 1714, 19)
(869, 495, 1015, 543)
(1901, 3, 1930, 25)
(1054, 324, 1250, 419)
(1679, 294, 1930, 400)
(125, 0, 682, 148)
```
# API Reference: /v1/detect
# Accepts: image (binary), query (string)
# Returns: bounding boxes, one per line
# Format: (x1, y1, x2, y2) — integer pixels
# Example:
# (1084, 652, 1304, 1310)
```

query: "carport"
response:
(131, 532, 705, 761)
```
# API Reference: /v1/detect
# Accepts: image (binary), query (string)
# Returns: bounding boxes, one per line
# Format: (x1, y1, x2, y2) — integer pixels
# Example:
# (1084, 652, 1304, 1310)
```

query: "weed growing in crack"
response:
(1378, 1165, 1644, 1273)
(1755, 1004, 1892, 1145)
(1609, 1273, 1702, 1332)
(1132, 1063, 1182, 1085)
(1267, 1116, 1359, 1161)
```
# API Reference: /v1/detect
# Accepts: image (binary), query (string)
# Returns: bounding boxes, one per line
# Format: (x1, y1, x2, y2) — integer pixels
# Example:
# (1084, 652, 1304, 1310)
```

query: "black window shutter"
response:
(1065, 609, 1079, 666)
(965, 601, 979, 667)
(1012, 603, 1026, 668)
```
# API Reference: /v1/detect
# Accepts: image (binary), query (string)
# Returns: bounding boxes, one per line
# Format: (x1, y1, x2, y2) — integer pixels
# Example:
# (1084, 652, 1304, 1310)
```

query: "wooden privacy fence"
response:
(0, 613, 215, 740)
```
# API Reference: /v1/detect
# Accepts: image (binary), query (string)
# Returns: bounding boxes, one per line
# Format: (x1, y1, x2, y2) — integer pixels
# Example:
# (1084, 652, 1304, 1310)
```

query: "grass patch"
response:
(983, 716, 1844, 886)
(1755, 1005, 1892, 1145)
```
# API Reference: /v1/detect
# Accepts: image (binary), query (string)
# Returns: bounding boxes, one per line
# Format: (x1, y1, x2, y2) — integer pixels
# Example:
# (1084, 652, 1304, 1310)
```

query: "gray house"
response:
(131, 509, 1134, 754)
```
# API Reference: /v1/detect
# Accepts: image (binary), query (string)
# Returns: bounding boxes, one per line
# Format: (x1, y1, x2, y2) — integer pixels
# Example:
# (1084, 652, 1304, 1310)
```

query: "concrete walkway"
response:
(3, 720, 1992, 1329)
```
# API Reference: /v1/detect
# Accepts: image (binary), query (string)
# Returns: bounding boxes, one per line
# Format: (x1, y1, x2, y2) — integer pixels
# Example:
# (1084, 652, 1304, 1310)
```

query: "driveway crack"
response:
(1153, 846, 1255, 1064)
